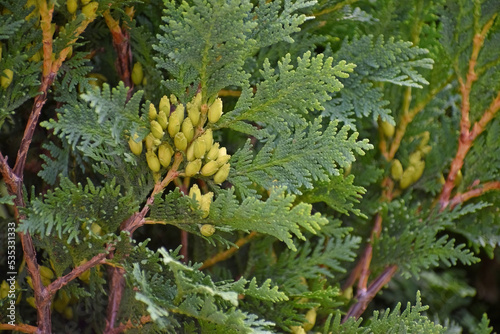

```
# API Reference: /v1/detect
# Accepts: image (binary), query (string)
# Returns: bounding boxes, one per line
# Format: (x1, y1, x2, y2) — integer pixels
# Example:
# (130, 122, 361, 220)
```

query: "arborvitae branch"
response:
(439, 14, 499, 208)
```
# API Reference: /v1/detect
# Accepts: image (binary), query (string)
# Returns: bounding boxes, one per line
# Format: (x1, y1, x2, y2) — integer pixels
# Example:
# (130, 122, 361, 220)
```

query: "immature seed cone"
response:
(200, 192, 213, 218)
(150, 120, 164, 139)
(144, 133, 156, 151)
(208, 98, 223, 123)
(128, 134, 142, 156)
(1, 69, 13, 89)
(201, 160, 219, 177)
(380, 120, 395, 138)
(148, 103, 157, 120)
(168, 106, 184, 137)
(200, 224, 215, 237)
(131, 62, 144, 86)
(213, 163, 230, 184)
(409, 151, 422, 165)
(158, 143, 173, 167)
(182, 118, 194, 143)
(206, 142, 220, 161)
(216, 148, 231, 166)
(193, 138, 206, 159)
(174, 132, 188, 151)
(185, 159, 202, 177)
(303, 308, 317, 332)
(66, 0, 78, 14)
(82, 2, 99, 20)
(454, 170, 463, 186)
(159, 95, 170, 113)
(399, 166, 415, 189)
(189, 184, 202, 201)
(202, 128, 214, 150)
(391, 159, 403, 180)
(412, 160, 425, 182)
(187, 103, 200, 127)
(40, 266, 55, 280)
(186, 144, 195, 161)
(157, 110, 168, 130)
(146, 151, 161, 172)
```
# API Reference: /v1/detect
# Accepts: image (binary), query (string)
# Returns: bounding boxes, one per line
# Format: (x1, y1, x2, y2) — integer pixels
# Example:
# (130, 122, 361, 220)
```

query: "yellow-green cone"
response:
(206, 142, 220, 161)
(159, 95, 170, 113)
(213, 163, 230, 184)
(208, 98, 223, 123)
(157, 111, 168, 130)
(185, 159, 202, 177)
(182, 118, 194, 143)
(131, 62, 144, 86)
(158, 143, 173, 167)
(146, 151, 161, 172)
(150, 120, 164, 139)
(200, 224, 215, 237)
(201, 160, 219, 176)
(148, 103, 157, 120)
(174, 132, 187, 151)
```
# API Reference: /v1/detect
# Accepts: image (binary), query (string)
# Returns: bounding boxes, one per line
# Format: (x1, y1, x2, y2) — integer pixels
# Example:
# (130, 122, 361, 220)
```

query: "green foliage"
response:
(230, 120, 371, 196)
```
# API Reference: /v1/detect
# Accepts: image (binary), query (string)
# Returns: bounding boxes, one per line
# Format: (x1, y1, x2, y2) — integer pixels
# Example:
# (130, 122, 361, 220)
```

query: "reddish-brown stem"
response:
(439, 16, 498, 209)
(200, 231, 258, 270)
(103, 10, 133, 97)
(343, 214, 383, 292)
(104, 153, 182, 333)
(449, 181, 500, 209)
(342, 265, 398, 322)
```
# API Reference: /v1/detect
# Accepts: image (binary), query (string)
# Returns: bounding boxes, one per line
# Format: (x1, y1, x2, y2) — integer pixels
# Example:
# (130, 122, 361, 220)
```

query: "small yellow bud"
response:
(186, 144, 195, 161)
(131, 62, 144, 85)
(150, 120, 164, 139)
(206, 142, 220, 161)
(216, 148, 231, 166)
(189, 184, 202, 201)
(128, 134, 143, 156)
(81, 0, 91, 4)
(144, 133, 156, 151)
(27, 297, 36, 309)
(187, 104, 200, 127)
(399, 166, 415, 189)
(412, 160, 425, 182)
(213, 163, 230, 184)
(54, 297, 67, 314)
(208, 98, 223, 123)
(148, 103, 157, 120)
(0, 280, 8, 299)
(185, 159, 202, 177)
(157, 111, 168, 130)
(439, 173, 446, 185)
(182, 118, 194, 143)
(419, 145, 432, 155)
(419, 131, 430, 147)
(26, 276, 34, 289)
(82, 2, 99, 20)
(200, 192, 213, 218)
(391, 159, 403, 180)
(41, 276, 51, 287)
(1, 69, 13, 89)
(158, 143, 173, 167)
(40, 266, 55, 280)
(159, 95, 170, 113)
(67, 0, 78, 14)
(167, 113, 181, 138)
(380, 120, 395, 138)
(290, 326, 306, 334)
(146, 151, 161, 172)
(202, 128, 214, 150)
(454, 170, 463, 186)
(193, 138, 206, 159)
(90, 222, 102, 235)
(200, 224, 215, 237)
(63, 306, 74, 320)
(174, 132, 188, 151)
(170, 94, 178, 105)
(303, 308, 317, 331)
(201, 160, 219, 177)
(409, 151, 422, 165)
